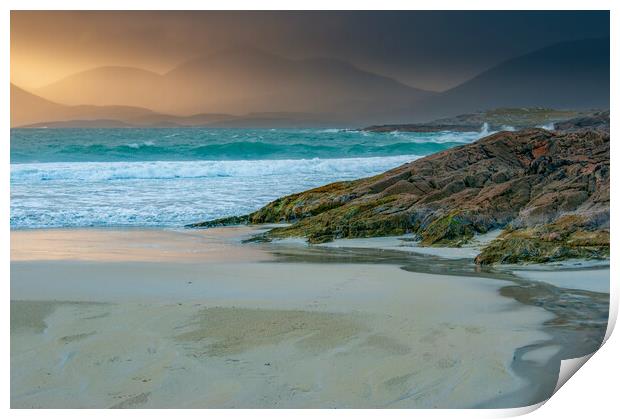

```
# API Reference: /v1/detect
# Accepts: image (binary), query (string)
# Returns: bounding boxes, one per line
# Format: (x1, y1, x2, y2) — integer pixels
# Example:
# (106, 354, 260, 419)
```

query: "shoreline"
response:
(10, 227, 609, 408)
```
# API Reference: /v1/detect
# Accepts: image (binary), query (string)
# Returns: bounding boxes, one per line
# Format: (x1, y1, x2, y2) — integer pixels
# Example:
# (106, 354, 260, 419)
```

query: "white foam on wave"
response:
(479, 122, 490, 136)
(11, 155, 421, 183)
(11, 155, 423, 229)
(125, 141, 156, 149)
(537, 122, 555, 130)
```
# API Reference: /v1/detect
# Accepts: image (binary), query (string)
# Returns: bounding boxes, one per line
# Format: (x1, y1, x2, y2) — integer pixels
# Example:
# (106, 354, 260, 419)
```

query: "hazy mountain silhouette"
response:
(12, 84, 338, 128)
(35, 47, 435, 121)
(35, 66, 162, 108)
(20, 39, 610, 127)
(11, 84, 236, 127)
(402, 38, 610, 122)
(11, 83, 158, 127)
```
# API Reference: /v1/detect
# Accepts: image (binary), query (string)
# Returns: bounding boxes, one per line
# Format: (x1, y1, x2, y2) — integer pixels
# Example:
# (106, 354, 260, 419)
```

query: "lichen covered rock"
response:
(475, 215, 610, 264)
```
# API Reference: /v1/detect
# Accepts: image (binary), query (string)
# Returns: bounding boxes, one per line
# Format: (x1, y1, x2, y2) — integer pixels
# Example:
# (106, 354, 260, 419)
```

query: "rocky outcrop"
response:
(362, 124, 481, 133)
(474, 215, 609, 264)
(189, 126, 609, 264)
(553, 111, 610, 132)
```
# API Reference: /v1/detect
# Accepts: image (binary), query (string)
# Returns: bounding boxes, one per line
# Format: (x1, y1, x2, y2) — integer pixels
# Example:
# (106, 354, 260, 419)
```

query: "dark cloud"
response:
(11, 10, 609, 90)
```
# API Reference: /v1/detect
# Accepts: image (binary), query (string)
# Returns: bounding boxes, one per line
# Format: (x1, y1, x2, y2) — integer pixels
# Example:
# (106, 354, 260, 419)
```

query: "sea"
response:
(10, 126, 490, 229)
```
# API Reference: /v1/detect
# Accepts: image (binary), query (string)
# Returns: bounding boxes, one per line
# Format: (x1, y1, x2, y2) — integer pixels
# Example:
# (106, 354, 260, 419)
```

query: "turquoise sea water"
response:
(10, 127, 489, 228)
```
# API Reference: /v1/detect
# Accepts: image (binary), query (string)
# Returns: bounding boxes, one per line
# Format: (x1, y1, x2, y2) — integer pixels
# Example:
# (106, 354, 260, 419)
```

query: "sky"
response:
(10, 10, 609, 91)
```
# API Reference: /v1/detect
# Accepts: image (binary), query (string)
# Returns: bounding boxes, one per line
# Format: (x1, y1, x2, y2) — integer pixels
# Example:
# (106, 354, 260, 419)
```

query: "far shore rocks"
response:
(361, 108, 606, 133)
(188, 113, 610, 265)
(362, 124, 481, 133)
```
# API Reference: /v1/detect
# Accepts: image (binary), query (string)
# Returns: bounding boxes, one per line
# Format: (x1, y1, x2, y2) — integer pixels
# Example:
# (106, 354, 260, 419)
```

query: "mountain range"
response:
(408, 38, 610, 121)
(11, 38, 609, 128)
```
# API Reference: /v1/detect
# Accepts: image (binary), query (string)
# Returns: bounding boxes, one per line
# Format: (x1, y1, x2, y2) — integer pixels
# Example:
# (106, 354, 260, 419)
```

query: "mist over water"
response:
(10, 127, 488, 229)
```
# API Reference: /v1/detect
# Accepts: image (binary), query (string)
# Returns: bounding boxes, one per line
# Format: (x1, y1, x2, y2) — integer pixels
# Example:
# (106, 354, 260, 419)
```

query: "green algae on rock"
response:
(475, 215, 610, 265)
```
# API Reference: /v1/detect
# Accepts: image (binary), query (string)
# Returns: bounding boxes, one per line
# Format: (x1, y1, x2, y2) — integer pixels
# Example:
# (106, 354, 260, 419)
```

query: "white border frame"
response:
(2, 2, 617, 418)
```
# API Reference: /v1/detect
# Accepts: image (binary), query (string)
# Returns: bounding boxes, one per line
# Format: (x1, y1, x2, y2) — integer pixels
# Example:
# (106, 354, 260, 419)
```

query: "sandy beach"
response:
(10, 10, 611, 412)
(10, 227, 608, 408)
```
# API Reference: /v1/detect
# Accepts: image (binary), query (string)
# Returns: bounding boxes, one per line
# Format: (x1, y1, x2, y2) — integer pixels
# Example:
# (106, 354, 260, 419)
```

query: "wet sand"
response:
(10, 226, 273, 263)
(10, 227, 609, 408)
